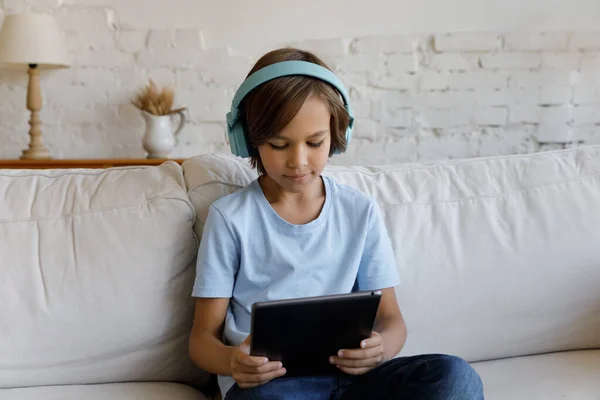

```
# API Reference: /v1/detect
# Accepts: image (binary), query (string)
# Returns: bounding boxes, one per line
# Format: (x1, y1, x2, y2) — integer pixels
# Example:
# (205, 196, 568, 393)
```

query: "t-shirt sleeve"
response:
(356, 200, 401, 291)
(191, 204, 240, 298)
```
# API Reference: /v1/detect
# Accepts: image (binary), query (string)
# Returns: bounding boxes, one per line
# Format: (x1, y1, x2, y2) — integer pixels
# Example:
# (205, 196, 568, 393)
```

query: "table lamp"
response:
(0, 12, 70, 159)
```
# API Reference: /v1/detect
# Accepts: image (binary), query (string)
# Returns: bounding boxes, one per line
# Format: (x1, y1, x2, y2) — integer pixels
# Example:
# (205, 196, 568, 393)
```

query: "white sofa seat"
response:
(0, 382, 207, 400)
(473, 350, 600, 399)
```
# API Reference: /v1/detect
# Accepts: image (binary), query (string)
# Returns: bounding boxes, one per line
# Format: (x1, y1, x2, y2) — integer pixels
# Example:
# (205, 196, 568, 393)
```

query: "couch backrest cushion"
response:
(0, 162, 208, 388)
(182, 146, 600, 362)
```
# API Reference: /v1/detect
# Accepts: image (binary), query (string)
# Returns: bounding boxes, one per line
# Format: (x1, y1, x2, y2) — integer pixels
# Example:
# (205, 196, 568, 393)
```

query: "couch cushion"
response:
(181, 154, 257, 240)
(0, 382, 207, 400)
(182, 146, 600, 362)
(472, 350, 600, 400)
(0, 163, 208, 388)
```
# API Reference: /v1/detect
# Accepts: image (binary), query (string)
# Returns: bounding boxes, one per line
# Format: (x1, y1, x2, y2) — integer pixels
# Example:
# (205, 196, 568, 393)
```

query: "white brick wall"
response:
(1, 1, 600, 163)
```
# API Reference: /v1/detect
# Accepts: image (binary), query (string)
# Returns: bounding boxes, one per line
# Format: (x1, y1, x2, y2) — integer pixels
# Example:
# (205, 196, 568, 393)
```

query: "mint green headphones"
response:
(226, 60, 355, 158)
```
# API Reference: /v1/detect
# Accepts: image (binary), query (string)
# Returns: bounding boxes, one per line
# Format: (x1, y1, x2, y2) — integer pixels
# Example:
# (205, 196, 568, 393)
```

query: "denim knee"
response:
(434, 355, 484, 399)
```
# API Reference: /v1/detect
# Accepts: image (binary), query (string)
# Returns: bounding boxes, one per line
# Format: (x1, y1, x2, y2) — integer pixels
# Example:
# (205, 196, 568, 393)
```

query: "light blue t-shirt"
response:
(192, 175, 400, 396)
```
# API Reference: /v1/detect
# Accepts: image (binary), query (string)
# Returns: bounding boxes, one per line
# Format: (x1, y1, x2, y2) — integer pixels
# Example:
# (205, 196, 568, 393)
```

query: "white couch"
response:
(2, 145, 600, 399)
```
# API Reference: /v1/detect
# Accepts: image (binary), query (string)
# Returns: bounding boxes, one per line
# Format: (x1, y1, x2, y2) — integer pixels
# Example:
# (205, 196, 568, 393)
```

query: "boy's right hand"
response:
(230, 335, 287, 389)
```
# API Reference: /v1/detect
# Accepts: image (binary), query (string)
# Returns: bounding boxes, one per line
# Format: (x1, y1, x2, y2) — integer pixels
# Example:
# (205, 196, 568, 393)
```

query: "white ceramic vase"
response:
(141, 109, 187, 159)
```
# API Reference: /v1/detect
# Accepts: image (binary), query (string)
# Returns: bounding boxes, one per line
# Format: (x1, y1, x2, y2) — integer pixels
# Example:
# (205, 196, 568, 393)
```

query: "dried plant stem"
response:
(131, 80, 176, 116)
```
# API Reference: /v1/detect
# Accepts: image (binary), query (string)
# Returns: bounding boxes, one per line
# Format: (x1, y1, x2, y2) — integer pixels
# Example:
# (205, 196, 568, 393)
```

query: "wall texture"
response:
(1, 1, 600, 164)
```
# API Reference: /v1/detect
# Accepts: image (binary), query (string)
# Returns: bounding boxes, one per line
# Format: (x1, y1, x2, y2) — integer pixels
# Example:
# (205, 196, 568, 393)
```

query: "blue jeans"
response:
(224, 354, 484, 400)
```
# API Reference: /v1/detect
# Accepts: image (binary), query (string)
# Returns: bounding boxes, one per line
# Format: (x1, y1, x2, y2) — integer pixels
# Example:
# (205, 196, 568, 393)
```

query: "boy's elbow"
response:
(392, 314, 408, 356)
(400, 316, 408, 337)
(401, 319, 408, 345)
(188, 331, 204, 368)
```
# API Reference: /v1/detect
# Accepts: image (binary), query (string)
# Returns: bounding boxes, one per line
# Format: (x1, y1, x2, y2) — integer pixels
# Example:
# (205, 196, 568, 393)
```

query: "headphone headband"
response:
(230, 61, 350, 115)
(226, 60, 354, 158)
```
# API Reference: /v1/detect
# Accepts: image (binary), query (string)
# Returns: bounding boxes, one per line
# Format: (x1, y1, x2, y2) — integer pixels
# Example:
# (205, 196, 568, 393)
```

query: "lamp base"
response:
(21, 65, 53, 160)
(21, 146, 52, 160)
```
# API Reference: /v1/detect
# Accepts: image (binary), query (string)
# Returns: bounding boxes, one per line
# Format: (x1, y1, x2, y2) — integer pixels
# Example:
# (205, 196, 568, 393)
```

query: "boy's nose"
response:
(287, 146, 308, 168)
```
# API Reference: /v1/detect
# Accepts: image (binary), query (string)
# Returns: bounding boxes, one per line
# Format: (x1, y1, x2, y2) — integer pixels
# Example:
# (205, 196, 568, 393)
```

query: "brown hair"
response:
(239, 48, 350, 175)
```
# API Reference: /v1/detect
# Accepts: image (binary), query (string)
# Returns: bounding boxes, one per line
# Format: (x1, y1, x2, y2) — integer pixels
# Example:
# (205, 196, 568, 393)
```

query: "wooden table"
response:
(0, 159, 186, 169)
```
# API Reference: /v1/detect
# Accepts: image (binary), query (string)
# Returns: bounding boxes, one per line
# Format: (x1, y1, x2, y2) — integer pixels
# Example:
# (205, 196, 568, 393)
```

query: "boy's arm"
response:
(374, 287, 407, 362)
(188, 297, 236, 376)
(188, 298, 287, 387)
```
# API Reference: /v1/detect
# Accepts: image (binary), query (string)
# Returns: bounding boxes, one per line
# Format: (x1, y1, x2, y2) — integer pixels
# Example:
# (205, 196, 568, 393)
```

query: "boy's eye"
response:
(268, 140, 324, 150)
(269, 143, 288, 150)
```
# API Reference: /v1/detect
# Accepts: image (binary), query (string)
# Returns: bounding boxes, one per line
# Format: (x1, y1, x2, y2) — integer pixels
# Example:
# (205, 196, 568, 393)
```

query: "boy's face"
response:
(257, 95, 332, 193)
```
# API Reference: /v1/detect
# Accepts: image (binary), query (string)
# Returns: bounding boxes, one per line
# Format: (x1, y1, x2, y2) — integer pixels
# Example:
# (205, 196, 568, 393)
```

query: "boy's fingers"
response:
(237, 352, 269, 367)
(360, 334, 382, 349)
(242, 334, 253, 345)
(331, 355, 382, 368)
(234, 368, 287, 388)
(236, 360, 283, 374)
(237, 335, 253, 354)
(336, 346, 383, 359)
(238, 343, 250, 355)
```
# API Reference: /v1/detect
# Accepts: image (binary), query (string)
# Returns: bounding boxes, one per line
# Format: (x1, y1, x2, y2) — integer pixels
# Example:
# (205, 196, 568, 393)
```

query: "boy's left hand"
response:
(329, 331, 384, 375)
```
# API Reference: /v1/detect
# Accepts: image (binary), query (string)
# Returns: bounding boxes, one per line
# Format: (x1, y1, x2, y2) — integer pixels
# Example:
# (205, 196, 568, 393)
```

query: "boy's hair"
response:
(240, 48, 350, 175)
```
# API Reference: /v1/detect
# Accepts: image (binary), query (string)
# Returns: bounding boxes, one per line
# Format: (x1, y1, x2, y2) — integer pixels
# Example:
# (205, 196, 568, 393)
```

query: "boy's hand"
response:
(330, 331, 384, 375)
(230, 335, 287, 388)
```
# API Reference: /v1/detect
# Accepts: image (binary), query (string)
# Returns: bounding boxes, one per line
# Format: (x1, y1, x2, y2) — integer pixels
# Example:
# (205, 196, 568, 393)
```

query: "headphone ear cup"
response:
(231, 121, 251, 158)
(227, 120, 237, 156)
(344, 125, 353, 150)
(333, 105, 354, 155)
(227, 122, 240, 157)
(344, 128, 352, 151)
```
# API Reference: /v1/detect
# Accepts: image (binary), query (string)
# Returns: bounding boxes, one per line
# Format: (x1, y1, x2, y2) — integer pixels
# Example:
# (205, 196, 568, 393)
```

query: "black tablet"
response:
(250, 290, 382, 377)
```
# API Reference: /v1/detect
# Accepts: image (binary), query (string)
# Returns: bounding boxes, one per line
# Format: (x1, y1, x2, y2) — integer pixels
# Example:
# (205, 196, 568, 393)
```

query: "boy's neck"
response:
(258, 175, 325, 205)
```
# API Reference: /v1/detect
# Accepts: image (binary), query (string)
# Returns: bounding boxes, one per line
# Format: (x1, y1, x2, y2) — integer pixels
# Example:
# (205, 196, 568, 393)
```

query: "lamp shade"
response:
(0, 12, 70, 69)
